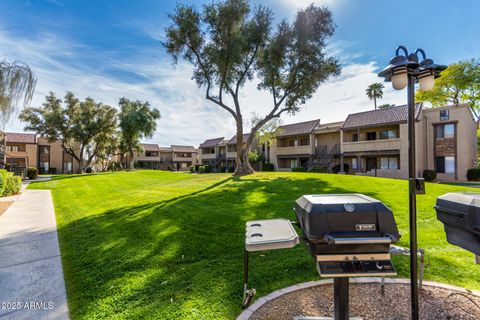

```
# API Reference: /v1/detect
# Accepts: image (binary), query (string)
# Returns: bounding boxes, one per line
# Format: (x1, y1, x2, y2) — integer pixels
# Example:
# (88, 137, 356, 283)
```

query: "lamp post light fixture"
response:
(378, 46, 446, 320)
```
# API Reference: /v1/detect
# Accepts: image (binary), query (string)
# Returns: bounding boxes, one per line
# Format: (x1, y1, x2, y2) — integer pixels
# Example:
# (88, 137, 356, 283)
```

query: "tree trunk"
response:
(374, 97, 377, 110)
(77, 158, 84, 174)
(128, 149, 135, 170)
(233, 122, 255, 176)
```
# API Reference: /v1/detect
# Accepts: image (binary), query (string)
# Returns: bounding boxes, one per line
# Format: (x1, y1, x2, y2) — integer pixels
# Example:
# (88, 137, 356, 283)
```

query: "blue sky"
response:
(1, 0, 479, 146)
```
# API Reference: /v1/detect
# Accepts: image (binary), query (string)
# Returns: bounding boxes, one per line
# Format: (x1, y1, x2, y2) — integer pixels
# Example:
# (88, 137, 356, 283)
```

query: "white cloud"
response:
(0, 25, 404, 148)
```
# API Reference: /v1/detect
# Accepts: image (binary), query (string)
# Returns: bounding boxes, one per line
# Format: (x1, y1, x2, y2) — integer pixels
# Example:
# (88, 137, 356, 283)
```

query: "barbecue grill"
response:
(435, 192, 480, 264)
(243, 194, 401, 320)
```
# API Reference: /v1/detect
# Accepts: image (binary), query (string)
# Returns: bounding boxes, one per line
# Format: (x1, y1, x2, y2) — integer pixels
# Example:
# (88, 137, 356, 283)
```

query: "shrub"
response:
(467, 168, 480, 181)
(309, 166, 327, 173)
(190, 166, 195, 173)
(27, 167, 38, 179)
(85, 167, 93, 173)
(291, 167, 306, 172)
(49, 167, 57, 174)
(199, 166, 206, 173)
(194, 165, 200, 172)
(219, 166, 227, 173)
(262, 163, 274, 171)
(423, 169, 437, 182)
(0, 169, 7, 196)
(204, 165, 212, 173)
(227, 167, 235, 173)
(332, 163, 350, 174)
(2, 172, 21, 197)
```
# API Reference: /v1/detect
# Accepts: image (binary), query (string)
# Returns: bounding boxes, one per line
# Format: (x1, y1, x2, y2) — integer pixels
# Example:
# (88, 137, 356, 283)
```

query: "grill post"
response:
(333, 277, 349, 320)
(407, 72, 419, 320)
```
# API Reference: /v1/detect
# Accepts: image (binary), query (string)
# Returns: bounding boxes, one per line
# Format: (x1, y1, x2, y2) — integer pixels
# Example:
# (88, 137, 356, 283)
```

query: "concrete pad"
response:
(0, 189, 69, 320)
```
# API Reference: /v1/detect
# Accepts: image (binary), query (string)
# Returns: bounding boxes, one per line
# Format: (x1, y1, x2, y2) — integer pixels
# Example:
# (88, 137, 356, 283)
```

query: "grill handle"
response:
(326, 235, 393, 245)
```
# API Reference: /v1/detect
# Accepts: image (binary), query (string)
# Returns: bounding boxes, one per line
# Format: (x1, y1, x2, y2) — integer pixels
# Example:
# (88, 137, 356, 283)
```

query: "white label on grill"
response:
(355, 224, 376, 231)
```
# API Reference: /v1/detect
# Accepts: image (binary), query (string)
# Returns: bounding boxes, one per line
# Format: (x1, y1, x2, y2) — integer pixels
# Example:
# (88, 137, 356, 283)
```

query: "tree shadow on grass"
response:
(56, 176, 381, 319)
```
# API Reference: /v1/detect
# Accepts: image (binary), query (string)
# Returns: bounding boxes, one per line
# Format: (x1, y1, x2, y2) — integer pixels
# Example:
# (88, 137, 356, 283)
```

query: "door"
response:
(366, 157, 377, 171)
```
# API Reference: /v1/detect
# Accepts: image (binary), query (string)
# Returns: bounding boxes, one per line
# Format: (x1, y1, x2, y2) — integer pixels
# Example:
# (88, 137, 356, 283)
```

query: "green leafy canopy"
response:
(164, 0, 340, 174)
(416, 59, 480, 116)
(19, 92, 117, 172)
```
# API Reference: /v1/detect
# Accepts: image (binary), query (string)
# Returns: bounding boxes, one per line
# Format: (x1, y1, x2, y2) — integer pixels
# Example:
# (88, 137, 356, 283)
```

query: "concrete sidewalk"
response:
(0, 189, 69, 320)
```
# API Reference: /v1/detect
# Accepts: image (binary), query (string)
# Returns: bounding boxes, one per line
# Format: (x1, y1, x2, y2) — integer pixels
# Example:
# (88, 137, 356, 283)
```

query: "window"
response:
(352, 133, 358, 142)
(351, 158, 358, 170)
(379, 130, 398, 140)
(181, 163, 187, 169)
(290, 159, 298, 168)
(444, 124, 454, 138)
(435, 124, 455, 139)
(289, 139, 295, 147)
(299, 138, 309, 146)
(435, 156, 455, 174)
(366, 132, 377, 141)
(39, 146, 50, 173)
(379, 157, 399, 170)
(445, 156, 455, 174)
(63, 152, 73, 174)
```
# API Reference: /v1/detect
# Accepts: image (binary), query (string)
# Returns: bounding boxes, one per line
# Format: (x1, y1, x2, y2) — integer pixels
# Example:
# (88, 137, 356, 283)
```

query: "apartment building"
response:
(4, 132, 81, 174)
(266, 103, 477, 181)
(340, 103, 477, 180)
(269, 119, 343, 171)
(172, 145, 198, 170)
(199, 134, 257, 171)
(134, 143, 198, 171)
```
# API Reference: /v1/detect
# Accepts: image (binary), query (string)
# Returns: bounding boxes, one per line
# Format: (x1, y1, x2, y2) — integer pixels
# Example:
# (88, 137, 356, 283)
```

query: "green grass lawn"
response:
(29, 171, 480, 319)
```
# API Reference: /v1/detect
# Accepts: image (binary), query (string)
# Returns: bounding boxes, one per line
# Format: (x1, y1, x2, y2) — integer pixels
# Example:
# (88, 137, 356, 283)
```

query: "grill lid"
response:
(295, 193, 400, 243)
(435, 192, 480, 255)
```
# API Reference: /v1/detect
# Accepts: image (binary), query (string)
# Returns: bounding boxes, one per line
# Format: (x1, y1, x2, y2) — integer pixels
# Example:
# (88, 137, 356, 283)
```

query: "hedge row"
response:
(423, 169, 437, 182)
(467, 168, 480, 181)
(0, 169, 22, 197)
(27, 167, 38, 179)
(190, 165, 212, 174)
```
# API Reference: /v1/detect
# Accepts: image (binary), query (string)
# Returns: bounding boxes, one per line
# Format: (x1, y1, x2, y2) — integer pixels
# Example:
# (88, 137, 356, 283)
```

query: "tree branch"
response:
(235, 45, 259, 97)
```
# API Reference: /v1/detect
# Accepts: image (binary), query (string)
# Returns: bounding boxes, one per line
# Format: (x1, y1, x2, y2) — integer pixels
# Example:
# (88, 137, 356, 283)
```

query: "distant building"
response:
(198, 103, 478, 181)
(133, 143, 199, 171)
(198, 134, 258, 172)
(4, 132, 81, 175)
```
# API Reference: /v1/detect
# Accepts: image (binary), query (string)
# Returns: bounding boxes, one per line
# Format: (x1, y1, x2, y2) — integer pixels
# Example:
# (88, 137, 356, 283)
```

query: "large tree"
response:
(0, 60, 36, 127)
(164, 0, 340, 175)
(118, 98, 161, 170)
(19, 92, 117, 173)
(416, 59, 480, 117)
(365, 82, 384, 110)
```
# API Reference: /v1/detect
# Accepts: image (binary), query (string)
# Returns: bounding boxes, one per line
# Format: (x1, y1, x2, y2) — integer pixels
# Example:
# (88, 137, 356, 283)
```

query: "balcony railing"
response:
(136, 156, 160, 162)
(342, 138, 402, 153)
(201, 153, 216, 160)
(276, 145, 312, 156)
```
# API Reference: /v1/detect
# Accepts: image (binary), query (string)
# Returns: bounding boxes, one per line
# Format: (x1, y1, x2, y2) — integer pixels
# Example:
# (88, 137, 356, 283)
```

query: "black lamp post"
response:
(378, 46, 446, 320)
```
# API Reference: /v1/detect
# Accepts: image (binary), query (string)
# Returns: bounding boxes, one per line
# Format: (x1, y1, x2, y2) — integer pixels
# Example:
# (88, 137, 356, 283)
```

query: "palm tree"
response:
(0, 60, 36, 127)
(366, 82, 384, 110)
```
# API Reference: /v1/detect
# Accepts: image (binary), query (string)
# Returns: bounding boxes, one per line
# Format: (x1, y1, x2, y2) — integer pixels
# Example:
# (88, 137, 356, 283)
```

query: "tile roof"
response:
(172, 145, 195, 153)
(277, 119, 320, 137)
(5, 132, 36, 144)
(199, 137, 224, 148)
(341, 103, 423, 130)
(140, 143, 159, 151)
(227, 133, 250, 145)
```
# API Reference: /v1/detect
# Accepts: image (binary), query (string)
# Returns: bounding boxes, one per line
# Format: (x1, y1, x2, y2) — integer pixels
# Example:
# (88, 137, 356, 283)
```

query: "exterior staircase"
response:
(310, 144, 340, 171)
